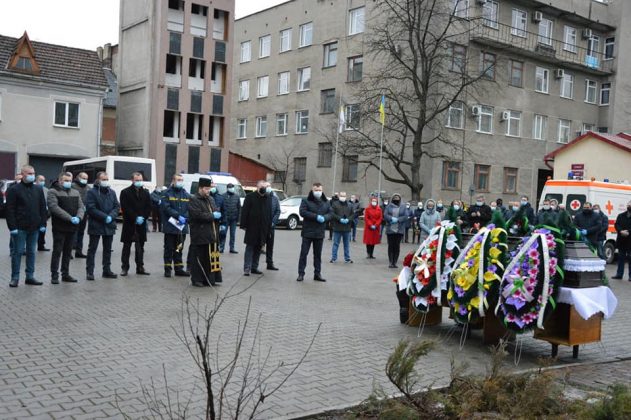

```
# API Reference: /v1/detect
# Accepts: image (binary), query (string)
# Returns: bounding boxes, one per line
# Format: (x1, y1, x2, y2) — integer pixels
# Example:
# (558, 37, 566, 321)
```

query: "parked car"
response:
(278, 195, 306, 230)
(0, 179, 17, 218)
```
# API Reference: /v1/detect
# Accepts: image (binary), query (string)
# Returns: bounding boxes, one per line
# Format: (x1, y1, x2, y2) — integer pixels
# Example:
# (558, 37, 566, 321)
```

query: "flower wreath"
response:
(448, 224, 508, 324)
(407, 221, 460, 312)
(507, 207, 530, 237)
(495, 228, 565, 333)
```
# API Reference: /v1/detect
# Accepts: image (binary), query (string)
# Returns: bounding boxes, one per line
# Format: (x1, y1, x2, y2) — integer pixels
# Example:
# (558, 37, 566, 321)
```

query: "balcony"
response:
(471, 22, 613, 75)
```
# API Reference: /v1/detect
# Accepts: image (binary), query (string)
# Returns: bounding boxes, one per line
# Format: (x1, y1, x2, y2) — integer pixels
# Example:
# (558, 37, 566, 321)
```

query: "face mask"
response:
(371, 201, 377, 206)
(266, 186, 272, 194)
(227, 187, 235, 193)
(426, 206, 434, 212)
(24, 174, 35, 183)
(210, 187, 217, 194)
(543, 205, 550, 210)
(406, 204, 410, 208)
(62, 181, 72, 189)
(583, 208, 592, 214)
(491, 206, 497, 211)
(339, 197, 347, 202)
(79, 179, 88, 185)
(453, 205, 460, 211)
(476, 201, 483, 206)
(175, 181, 184, 189)
(313, 191, 322, 199)
(512, 206, 519, 211)
(39, 181, 46, 187)
(521, 200, 528, 206)
(384, 201, 388, 206)
(392, 199, 400, 205)
(437, 205, 443, 210)
(594, 209, 601, 214)
(134, 181, 143, 188)
(551, 205, 557, 210)
(259, 187, 266, 194)
(100, 181, 110, 188)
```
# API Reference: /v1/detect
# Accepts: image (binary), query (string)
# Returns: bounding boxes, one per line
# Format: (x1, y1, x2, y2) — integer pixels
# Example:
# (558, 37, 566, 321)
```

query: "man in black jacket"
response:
(119, 172, 152, 276)
(520, 195, 536, 225)
(330, 191, 354, 263)
(72, 172, 90, 258)
(466, 194, 492, 232)
(593, 204, 609, 260)
(221, 182, 241, 254)
(240, 180, 272, 276)
(265, 182, 281, 271)
(297, 183, 333, 282)
(6, 165, 48, 287)
(574, 202, 602, 254)
(613, 201, 631, 280)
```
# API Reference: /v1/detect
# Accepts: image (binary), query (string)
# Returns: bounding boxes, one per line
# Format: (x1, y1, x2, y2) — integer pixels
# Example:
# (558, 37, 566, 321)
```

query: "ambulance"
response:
(539, 179, 631, 264)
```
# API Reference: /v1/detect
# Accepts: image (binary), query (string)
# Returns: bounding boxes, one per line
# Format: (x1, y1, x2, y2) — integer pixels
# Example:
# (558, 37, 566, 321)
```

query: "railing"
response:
(471, 21, 613, 74)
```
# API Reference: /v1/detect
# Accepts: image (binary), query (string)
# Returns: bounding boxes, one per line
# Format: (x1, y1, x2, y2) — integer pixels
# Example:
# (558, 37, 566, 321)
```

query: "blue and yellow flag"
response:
(379, 95, 386, 125)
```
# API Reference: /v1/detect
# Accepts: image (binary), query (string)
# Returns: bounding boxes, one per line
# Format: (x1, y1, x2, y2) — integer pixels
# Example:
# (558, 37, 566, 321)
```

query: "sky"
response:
(0, 0, 286, 51)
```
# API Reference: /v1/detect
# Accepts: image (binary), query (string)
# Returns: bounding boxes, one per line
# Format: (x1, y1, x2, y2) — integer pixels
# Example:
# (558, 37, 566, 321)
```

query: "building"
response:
(0, 32, 108, 181)
(117, 0, 234, 186)
(97, 43, 119, 156)
(230, 0, 631, 203)
(544, 131, 631, 183)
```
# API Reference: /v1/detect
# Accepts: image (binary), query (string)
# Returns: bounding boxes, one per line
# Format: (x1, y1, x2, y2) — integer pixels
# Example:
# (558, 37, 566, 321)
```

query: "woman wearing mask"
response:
(436, 200, 445, 218)
(363, 197, 382, 259)
(383, 193, 409, 268)
(447, 200, 466, 229)
(419, 199, 441, 242)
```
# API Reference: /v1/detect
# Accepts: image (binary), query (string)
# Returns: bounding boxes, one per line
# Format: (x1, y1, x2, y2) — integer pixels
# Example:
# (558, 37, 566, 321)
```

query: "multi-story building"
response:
(231, 0, 630, 204)
(117, 0, 234, 186)
(0, 32, 108, 181)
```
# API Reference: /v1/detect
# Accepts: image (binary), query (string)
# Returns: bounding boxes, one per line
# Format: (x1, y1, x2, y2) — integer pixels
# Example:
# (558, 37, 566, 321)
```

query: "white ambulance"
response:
(539, 179, 631, 263)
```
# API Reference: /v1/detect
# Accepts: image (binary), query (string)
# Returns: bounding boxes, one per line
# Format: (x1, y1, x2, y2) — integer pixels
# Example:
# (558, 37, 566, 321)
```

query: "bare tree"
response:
(264, 144, 299, 193)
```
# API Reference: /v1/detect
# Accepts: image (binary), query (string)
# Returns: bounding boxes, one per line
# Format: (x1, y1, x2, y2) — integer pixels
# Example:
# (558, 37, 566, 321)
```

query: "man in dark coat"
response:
(188, 177, 222, 286)
(48, 172, 85, 284)
(221, 182, 241, 254)
(265, 182, 281, 271)
(574, 202, 602, 253)
(36, 174, 50, 252)
(466, 194, 492, 232)
(330, 191, 354, 263)
(536, 199, 557, 226)
(519, 195, 536, 225)
(240, 180, 272, 276)
(119, 172, 152, 276)
(297, 182, 333, 282)
(6, 165, 48, 287)
(72, 172, 90, 258)
(209, 181, 227, 252)
(160, 174, 191, 278)
(85, 172, 120, 280)
(612, 201, 631, 280)
(593, 204, 609, 260)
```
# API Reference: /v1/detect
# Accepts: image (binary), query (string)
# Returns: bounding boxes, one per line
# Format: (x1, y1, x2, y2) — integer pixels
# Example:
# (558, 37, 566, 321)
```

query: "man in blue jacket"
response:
(85, 172, 120, 280)
(297, 182, 333, 282)
(161, 174, 191, 277)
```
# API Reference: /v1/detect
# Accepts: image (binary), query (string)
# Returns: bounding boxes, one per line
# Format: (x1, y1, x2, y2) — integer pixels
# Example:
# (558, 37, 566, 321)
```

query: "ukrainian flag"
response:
(379, 95, 386, 125)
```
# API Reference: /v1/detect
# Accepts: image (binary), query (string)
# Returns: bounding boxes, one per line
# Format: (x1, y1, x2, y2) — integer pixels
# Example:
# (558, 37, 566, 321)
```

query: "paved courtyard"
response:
(0, 226, 629, 419)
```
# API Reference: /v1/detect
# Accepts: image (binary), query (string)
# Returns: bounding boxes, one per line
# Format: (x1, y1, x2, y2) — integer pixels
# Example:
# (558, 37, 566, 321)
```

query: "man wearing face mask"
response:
(330, 191, 354, 263)
(536, 199, 556, 225)
(412, 202, 424, 244)
(363, 196, 382, 258)
(161, 174, 191, 278)
(298, 183, 333, 282)
(265, 182, 281, 271)
(403, 202, 413, 243)
(47, 172, 84, 284)
(613, 201, 631, 280)
(384, 193, 409, 268)
(221, 182, 241, 254)
(520, 195, 536, 225)
(466, 194, 492, 232)
(436, 200, 445, 217)
(350, 194, 362, 242)
(119, 172, 152, 276)
(209, 181, 227, 252)
(240, 180, 272, 276)
(6, 165, 48, 287)
(592, 204, 609, 260)
(574, 202, 602, 254)
(36, 174, 50, 251)
(72, 172, 90, 258)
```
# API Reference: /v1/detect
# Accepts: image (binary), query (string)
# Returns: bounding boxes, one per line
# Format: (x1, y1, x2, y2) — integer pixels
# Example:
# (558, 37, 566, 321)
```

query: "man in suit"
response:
(119, 172, 152, 276)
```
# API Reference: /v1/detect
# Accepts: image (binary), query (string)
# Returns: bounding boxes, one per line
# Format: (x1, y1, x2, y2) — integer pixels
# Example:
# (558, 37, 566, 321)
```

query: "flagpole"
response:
(377, 121, 385, 202)
(332, 96, 343, 196)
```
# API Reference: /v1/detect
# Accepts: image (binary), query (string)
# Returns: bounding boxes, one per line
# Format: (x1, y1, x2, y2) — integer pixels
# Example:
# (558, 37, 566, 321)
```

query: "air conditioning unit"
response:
(471, 105, 481, 116)
(582, 28, 593, 39)
(554, 68, 565, 79)
(476, 0, 488, 5)
(533, 11, 543, 23)
(501, 111, 510, 121)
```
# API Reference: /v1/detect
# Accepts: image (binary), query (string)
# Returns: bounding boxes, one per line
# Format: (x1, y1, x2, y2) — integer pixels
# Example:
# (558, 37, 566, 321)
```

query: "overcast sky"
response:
(0, 0, 286, 50)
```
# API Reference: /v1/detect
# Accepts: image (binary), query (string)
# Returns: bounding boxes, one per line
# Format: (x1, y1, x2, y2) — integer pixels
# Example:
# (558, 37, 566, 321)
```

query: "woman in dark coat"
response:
(188, 177, 223, 286)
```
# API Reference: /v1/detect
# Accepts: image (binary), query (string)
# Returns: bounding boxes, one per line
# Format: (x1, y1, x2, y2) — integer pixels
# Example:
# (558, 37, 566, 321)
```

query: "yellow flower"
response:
(447, 288, 454, 300)
(489, 247, 502, 259)
(473, 242, 482, 250)
(484, 271, 497, 282)
(470, 296, 481, 309)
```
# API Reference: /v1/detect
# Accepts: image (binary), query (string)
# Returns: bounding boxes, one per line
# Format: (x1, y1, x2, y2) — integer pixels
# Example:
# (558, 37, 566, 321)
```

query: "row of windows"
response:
(442, 160, 518, 194)
(283, 154, 359, 183)
(239, 6, 365, 63)
(167, 0, 229, 41)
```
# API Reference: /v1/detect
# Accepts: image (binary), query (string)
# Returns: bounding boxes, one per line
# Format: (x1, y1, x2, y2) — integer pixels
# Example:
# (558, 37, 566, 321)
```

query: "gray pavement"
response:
(0, 225, 629, 419)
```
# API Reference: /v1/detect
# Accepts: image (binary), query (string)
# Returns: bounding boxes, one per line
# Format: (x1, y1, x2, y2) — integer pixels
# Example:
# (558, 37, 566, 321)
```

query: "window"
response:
(238, 80, 249, 101)
(600, 82, 610, 105)
(511, 9, 527, 37)
(255, 116, 268, 138)
(449, 44, 466, 73)
(299, 22, 313, 47)
(445, 102, 464, 129)
(535, 67, 549, 93)
(509, 60, 523, 87)
(280, 28, 292, 53)
(293, 157, 307, 182)
(560, 73, 574, 99)
(54, 102, 80, 128)
(321, 89, 336, 114)
(193, 37, 204, 59)
(349, 7, 365, 35)
(587, 35, 600, 57)
(188, 58, 206, 80)
(442, 161, 461, 190)
(163, 110, 180, 141)
(318, 143, 333, 167)
(503, 167, 518, 194)
(347, 56, 363, 82)
(604, 37, 615, 59)
(582, 123, 596, 134)
(274, 171, 286, 184)
(278, 71, 290, 95)
(167, 88, 179, 110)
(257, 76, 269, 98)
(505, 110, 521, 137)
(185, 113, 203, 143)
(276, 113, 288, 136)
(597, 126, 608, 134)
(190, 91, 202, 113)
(345, 104, 360, 130)
(237, 118, 247, 139)
(452, 0, 469, 18)
(296, 110, 309, 133)
(297, 67, 311, 91)
(474, 164, 490, 192)
(169, 32, 182, 54)
(210, 148, 222, 172)
(482, 1, 498, 29)
(533, 114, 547, 140)
(240, 41, 251, 63)
(480, 52, 496, 80)
(164, 144, 177, 185)
(342, 155, 358, 182)
(585, 80, 597, 103)
(558, 119, 571, 143)
(323, 42, 338, 68)
(538, 18, 553, 46)
(563, 26, 577, 53)
(15, 57, 33, 71)
(476, 105, 493, 134)
(259, 35, 271, 58)
(188, 145, 200, 174)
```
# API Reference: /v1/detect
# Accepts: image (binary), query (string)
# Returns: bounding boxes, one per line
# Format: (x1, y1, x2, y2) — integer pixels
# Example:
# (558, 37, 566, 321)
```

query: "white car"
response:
(278, 196, 306, 230)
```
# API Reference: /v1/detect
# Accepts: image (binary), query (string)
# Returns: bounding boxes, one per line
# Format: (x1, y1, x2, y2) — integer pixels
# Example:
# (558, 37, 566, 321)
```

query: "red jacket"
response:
(363, 204, 383, 245)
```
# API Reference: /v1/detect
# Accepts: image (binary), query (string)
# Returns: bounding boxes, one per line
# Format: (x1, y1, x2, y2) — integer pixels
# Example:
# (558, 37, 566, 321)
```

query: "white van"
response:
(539, 179, 631, 263)
(180, 172, 246, 205)
(63, 156, 157, 200)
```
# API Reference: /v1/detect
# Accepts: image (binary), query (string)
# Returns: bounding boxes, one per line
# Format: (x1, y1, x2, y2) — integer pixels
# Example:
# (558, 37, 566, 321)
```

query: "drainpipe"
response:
(96, 92, 104, 157)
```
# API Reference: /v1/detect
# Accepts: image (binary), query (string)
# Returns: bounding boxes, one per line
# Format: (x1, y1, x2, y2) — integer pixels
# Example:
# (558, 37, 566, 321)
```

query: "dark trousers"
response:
(51, 230, 75, 278)
(122, 241, 145, 271)
(151, 207, 161, 232)
(86, 234, 113, 275)
(164, 233, 188, 272)
(387, 233, 403, 265)
(404, 227, 410, 243)
(220, 220, 238, 252)
(38, 229, 46, 249)
(298, 237, 323, 276)
(616, 248, 631, 278)
(366, 244, 375, 257)
(244, 244, 262, 272)
(265, 228, 275, 266)
(74, 215, 88, 252)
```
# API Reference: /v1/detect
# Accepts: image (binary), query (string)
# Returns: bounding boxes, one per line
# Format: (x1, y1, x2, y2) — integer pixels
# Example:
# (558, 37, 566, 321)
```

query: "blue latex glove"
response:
(71, 217, 80, 225)
(219, 225, 226, 232)
(391, 217, 398, 224)
(340, 218, 348, 224)
(105, 216, 113, 224)
(178, 216, 187, 225)
(370, 225, 376, 230)
(39, 226, 46, 233)
(213, 211, 222, 220)
(316, 215, 325, 223)
(10, 229, 18, 236)
(580, 229, 587, 236)
(136, 216, 145, 225)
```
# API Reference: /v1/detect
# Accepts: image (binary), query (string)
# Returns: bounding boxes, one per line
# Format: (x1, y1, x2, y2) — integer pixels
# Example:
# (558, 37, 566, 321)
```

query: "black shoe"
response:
(612, 276, 623, 280)
(137, 269, 150, 275)
(296, 275, 304, 282)
(86, 274, 95, 281)
(345, 260, 353, 264)
(230, 250, 238, 254)
(267, 265, 279, 271)
(243, 272, 250, 276)
(366, 255, 371, 259)
(399, 308, 409, 324)
(192, 282, 206, 287)
(75, 251, 87, 258)
(330, 259, 336, 263)
(389, 264, 396, 268)
(174, 270, 189, 277)
(103, 272, 118, 279)
(164, 270, 172, 278)
(51, 277, 60, 285)
(9, 279, 18, 288)
(25, 278, 43, 286)
(38, 247, 50, 252)
(370, 256, 376, 259)
(120, 270, 128, 277)
(62, 276, 78, 283)
(314, 275, 326, 282)
(251, 269, 263, 275)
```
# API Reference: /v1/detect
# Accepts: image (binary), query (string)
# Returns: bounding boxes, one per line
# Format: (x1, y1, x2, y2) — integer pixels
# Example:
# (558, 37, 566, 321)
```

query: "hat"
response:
(227, 183, 234, 188)
(198, 177, 212, 188)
